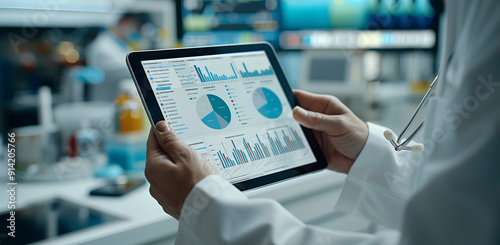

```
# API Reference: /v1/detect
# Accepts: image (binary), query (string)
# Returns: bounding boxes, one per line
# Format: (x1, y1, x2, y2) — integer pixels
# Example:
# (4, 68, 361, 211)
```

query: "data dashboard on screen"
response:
(141, 51, 316, 183)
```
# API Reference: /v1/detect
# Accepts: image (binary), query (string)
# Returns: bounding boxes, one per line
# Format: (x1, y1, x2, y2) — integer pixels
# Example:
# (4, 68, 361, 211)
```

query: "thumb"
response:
(293, 106, 336, 132)
(155, 121, 192, 163)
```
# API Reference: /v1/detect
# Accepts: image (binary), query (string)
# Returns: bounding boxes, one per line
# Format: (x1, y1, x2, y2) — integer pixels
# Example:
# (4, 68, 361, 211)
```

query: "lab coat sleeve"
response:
(335, 122, 417, 229)
(176, 175, 401, 245)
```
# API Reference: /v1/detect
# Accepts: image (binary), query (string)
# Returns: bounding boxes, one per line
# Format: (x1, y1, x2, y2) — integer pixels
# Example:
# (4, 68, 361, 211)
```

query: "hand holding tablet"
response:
(145, 121, 218, 219)
(292, 90, 368, 174)
(127, 42, 327, 190)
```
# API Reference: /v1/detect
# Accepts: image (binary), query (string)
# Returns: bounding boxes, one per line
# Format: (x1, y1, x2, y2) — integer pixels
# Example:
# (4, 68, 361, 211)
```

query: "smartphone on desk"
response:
(90, 178, 146, 197)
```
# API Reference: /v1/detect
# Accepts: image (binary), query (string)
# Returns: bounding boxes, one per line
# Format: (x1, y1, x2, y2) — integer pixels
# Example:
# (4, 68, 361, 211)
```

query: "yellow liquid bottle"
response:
(119, 100, 143, 134)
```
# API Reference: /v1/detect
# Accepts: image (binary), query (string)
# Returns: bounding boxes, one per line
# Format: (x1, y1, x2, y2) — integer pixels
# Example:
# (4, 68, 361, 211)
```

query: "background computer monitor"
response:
(177, 0, 280, 47)
(177, 0, 441, 50)
(279, 0, 440, 50)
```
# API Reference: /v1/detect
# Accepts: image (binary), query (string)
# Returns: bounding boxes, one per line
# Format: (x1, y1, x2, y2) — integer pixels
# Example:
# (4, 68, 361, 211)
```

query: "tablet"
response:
(127, 42, 327, 190)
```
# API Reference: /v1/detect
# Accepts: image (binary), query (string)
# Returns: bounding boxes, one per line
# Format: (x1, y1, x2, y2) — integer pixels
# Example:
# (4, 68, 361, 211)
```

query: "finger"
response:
(154, 121, 194, 164)
(293, 89, 347, 114)
(293, 106, 340, 132)
(146, 127, 174, 166)
(293, 89, 330, 111)
(146, 127, 176, 182)
(147, 127, 164, 158)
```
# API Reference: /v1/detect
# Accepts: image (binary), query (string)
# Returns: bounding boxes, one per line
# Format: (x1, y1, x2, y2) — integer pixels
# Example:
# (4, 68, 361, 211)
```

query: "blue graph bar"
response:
(255, 143, 263, 159)
(267, 132, 277, 155)
(232, 151, 240, 165)
(239, 62, 274, 78)
(218, 151, 237, 168)
(257, 135, 270, 157)
(265, 128, 305, 156)
(231, 140, 248, 164)
(219, 129, 304, 169)
(194, 64, 238, 82)
(292, 128, 305, 149)
(217, 151, 224, 168)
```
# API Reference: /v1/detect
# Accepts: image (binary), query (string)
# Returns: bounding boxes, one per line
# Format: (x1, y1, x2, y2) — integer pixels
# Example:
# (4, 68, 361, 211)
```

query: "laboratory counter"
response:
(1, 170, 378, 245)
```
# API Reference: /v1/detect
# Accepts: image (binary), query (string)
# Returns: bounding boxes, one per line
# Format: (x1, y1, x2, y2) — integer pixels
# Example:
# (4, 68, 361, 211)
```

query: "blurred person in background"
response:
(86, 12, 146, 101)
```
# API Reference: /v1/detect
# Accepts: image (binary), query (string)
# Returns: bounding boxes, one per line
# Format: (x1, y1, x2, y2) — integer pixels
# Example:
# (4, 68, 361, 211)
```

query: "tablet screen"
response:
(140, 51, 317, 183)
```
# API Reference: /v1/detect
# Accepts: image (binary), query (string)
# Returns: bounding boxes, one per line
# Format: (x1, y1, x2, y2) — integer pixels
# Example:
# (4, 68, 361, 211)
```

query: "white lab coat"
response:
(86, 30, 132, 101)
(175, 1, 500, 244)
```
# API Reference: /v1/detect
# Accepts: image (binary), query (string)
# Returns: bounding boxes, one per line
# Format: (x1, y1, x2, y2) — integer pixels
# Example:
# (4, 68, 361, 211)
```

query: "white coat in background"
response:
(175, 1, 500, 244)
(86, 31, 132, 101)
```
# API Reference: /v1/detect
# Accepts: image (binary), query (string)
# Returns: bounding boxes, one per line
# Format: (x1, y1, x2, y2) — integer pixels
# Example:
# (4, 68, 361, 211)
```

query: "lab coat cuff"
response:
(179, 175, 247, 228)
(335, 122, 393, 214)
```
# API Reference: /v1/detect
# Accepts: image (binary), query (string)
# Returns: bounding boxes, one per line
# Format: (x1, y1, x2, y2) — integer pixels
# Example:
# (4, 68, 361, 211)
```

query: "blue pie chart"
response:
(196, 94, 231, 129)
(252, 87, 282, 119)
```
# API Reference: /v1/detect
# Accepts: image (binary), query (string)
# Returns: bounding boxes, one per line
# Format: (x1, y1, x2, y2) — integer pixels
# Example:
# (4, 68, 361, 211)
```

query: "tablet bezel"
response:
(127, 42, 327, 191)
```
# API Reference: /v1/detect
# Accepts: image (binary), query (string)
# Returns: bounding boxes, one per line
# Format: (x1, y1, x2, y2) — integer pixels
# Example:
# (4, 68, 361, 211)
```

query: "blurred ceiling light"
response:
(65, 49, 80, 63)
(57, 41, 75, 55)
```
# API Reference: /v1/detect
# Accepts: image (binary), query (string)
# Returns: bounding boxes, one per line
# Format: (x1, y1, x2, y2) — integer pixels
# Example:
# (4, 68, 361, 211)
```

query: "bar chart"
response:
(217, 127, 306, 169)
(193, 63, 238, 82)
(217, 139, 249, 168)
(266, 127, 305, 155)
(238, 62, 274, 78)
(232, 52, 275, 79)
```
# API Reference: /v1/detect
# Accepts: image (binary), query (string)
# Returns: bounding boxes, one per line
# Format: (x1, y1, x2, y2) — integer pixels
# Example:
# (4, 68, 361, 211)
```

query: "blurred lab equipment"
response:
(298, 50, 364, 95)
(14, 125, 59, 174)
(54, 101, 114, 154)
(59, 66, 105, 102)
(105, 80, 148, 173)
(68, 120, 102, 163)
(14, 87, 60, 177)
(114, 81, 144, 134)
(13, 86, 100, 182)
(298, 50, 366, 118)
(52, 101, 114, 181)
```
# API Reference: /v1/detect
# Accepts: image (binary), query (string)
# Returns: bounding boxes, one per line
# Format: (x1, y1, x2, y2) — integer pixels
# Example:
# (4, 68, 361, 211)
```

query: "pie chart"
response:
(252, 87, 282, 119)
(196, 94, 231, 130)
